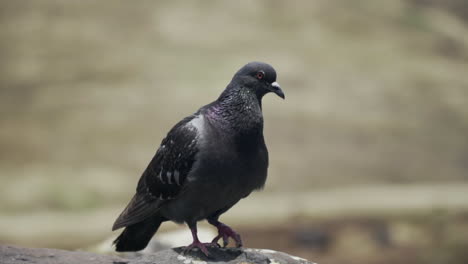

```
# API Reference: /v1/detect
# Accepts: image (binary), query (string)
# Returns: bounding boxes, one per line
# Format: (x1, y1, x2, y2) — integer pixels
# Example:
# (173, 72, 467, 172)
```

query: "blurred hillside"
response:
(1, 0, 467, 210)
(1, 0, 468, 263)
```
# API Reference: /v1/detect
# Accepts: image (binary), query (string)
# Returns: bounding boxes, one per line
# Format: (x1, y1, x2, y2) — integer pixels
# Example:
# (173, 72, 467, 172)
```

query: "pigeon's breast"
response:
(163, 112, 268, 222)
(199, 112, 268, 191)
(197, 130, 268, 196)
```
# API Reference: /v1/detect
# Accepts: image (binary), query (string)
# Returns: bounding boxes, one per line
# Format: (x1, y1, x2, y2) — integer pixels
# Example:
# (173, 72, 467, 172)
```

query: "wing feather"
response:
(112, 114, 201, 230)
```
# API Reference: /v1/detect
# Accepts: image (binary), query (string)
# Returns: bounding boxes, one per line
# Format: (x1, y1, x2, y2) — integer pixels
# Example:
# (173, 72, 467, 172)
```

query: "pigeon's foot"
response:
(186, 222, 219, 256)
(211, 223, 243, 248)
(184, 241, 219, 256)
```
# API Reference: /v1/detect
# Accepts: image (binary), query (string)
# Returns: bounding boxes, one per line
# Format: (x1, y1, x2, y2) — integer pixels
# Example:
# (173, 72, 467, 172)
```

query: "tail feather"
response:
(113, 213, 165, 252)
(112, 194, 161, 231)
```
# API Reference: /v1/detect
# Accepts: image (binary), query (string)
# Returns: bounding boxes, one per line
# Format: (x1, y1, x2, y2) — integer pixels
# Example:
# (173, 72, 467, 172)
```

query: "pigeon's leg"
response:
(184, 222, 218, 256)
(208, 218, 243, 248)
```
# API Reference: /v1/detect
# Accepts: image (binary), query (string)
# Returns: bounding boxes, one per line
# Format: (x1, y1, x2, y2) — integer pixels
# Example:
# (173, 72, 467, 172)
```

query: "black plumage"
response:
(112, 61, 284, 255)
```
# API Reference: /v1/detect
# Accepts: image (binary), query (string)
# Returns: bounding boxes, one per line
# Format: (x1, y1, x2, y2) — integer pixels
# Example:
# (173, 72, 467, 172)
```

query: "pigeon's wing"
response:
(112, 114, 201, 230)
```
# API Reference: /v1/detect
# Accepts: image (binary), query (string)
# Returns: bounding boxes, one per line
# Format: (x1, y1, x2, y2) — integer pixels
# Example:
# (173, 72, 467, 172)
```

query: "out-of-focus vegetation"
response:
(1, 1, 468, 263)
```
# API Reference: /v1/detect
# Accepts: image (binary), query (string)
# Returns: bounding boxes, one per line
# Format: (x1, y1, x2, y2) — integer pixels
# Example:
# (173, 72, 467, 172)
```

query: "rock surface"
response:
(0, 244, 314, 264)
(0, 245, 125, 264)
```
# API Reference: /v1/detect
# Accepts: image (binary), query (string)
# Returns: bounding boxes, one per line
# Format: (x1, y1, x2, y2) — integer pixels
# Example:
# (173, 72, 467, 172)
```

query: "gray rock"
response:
(0, 244, 315, 264)
(0, 244, 126, 264)
(130, 247, 313, 264)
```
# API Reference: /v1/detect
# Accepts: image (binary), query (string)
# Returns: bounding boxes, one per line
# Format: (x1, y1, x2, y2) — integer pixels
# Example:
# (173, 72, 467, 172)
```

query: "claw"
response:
(211, 223, 243, 248)
(184, 241, 218, 256)
(186, 223, 218, 256)
(223, 234, 229, 248)
(211, 235, 221, 245)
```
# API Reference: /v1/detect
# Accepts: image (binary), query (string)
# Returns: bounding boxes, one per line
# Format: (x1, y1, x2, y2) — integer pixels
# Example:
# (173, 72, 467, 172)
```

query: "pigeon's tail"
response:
(113, 213, 165, 252)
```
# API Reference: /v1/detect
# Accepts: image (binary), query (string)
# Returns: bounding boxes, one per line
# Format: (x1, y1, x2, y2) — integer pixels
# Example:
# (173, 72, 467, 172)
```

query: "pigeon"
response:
(112, 61, 285, 256)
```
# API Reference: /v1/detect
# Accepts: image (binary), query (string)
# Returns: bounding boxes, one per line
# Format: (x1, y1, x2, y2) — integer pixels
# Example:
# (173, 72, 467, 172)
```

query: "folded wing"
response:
(112, 115, 201, 230)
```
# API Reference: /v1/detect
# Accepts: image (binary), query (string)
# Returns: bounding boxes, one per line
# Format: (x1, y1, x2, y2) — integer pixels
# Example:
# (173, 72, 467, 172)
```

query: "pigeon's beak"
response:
(269, 82, 285, 99)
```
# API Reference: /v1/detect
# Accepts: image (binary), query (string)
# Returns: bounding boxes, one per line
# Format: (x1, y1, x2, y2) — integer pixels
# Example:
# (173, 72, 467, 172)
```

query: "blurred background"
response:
(1, 0, 468, 263)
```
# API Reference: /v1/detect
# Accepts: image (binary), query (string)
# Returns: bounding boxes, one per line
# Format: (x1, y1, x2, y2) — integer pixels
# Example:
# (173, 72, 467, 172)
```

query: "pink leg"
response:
(185, 223, 218, 256)
(208, 219, 243, 248)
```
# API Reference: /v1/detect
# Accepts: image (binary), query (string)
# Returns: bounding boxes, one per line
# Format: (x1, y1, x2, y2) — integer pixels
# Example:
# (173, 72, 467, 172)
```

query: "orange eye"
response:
(256, 72, 264, 80)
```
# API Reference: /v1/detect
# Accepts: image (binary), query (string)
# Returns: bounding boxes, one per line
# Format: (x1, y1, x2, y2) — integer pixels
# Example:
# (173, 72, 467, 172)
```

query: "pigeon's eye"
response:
(256, 71, 264, 80)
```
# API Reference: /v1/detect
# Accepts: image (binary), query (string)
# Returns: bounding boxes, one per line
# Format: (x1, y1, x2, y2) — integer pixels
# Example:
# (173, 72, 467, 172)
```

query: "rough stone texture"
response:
(130, 247, 313, 264)
(0, 245, 126, 264)
(0, 245, 314, 264)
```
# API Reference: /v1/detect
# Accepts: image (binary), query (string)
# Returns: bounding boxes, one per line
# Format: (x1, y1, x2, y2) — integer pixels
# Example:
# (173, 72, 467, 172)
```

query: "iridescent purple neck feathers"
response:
(204, 88, 264, 136)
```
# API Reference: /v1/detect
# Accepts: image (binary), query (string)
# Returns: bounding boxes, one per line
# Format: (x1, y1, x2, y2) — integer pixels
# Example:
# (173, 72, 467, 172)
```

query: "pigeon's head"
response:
(232, 62, 285, 100)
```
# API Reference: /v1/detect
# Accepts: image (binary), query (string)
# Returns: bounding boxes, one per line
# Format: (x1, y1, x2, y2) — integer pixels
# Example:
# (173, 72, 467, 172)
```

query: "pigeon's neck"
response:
(207, 85, 264, 136)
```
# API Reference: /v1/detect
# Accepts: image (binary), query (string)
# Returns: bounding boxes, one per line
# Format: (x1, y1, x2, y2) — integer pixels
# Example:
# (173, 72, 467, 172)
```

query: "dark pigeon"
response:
(112, 61, 285, 256)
